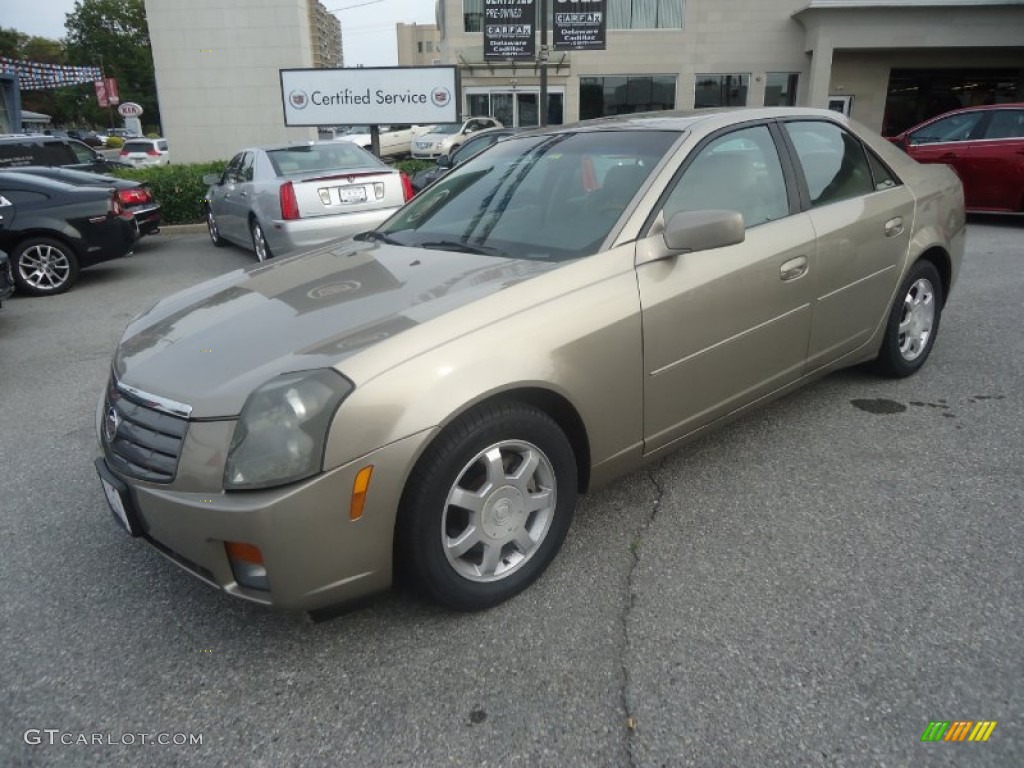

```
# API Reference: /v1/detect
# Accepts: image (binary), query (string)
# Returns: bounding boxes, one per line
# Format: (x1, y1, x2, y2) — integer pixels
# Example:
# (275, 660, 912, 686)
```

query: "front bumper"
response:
(95, 393, 431, 611)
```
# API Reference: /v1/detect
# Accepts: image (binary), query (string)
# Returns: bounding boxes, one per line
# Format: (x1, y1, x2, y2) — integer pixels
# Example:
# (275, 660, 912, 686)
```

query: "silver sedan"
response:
(203, 141, 413, 261)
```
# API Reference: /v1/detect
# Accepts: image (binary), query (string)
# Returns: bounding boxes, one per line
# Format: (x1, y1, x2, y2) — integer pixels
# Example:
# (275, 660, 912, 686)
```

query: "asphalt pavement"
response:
(1, 220, 1021, 767)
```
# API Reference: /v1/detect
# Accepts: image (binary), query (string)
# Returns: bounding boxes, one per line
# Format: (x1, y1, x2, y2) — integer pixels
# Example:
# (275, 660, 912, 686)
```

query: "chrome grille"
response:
(103, 379, 189, 483)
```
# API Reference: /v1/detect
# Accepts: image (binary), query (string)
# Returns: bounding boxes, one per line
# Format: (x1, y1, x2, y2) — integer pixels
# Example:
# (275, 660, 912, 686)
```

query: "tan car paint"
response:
(98, 108, 965, 611)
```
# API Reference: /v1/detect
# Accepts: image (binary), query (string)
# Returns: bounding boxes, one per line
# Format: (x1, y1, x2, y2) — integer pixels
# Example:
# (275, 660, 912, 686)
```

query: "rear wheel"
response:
(250, 219, 272, 262)
(396, 401, 577, 611)
(873, 260, 943, 377)
(12, 237, 80, 296)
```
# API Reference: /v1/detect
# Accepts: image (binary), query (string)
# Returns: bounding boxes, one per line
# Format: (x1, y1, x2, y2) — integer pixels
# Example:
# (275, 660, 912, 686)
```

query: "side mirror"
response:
(436, 154, 453, 170)
(202, 173, 221, 185)
(663, 209, 745, 253)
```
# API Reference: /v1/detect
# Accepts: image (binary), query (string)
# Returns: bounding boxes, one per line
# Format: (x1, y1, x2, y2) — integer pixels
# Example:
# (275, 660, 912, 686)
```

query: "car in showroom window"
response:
(95, 108, 965, 614)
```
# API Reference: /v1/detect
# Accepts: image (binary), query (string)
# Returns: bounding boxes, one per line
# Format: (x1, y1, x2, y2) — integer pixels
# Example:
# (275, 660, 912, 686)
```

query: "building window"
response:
(579, 76, 677, 120)
(464, 0, 483, 32)
(608, 0, 683, 29)
(425, 41, 434, 52)
(764, 73, 798, 107)
(417, 42, 424, 53)
(695, 74, 748, 108)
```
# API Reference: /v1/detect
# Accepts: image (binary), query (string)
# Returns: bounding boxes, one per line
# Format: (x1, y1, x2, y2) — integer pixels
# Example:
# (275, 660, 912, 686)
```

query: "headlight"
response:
(224, 369, 352, 490)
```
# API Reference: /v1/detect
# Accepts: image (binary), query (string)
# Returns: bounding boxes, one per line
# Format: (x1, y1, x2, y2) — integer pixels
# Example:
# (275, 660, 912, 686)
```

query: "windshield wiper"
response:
(354, 230, 403, 245)
(418, 240, 506, 256)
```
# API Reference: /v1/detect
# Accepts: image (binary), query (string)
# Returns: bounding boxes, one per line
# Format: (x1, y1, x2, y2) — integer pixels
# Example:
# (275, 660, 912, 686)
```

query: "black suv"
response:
(0, 135, 129, 174)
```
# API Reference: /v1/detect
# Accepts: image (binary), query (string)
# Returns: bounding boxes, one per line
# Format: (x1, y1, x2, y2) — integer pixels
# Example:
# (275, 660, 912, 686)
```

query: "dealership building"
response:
(146, 0, 1023, 161)
(438, 0, 1024, 134)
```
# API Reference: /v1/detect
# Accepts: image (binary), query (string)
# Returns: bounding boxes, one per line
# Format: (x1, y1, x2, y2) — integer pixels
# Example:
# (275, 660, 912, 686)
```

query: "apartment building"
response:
(397, 23, 443, 67)
(310, 0, 344, 68)
(437, 0, 1024, 133)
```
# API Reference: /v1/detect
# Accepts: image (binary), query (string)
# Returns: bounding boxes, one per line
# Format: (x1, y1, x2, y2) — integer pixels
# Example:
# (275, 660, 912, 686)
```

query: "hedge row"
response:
(112, 161, 227, 225)
(111, 157, 433, 226)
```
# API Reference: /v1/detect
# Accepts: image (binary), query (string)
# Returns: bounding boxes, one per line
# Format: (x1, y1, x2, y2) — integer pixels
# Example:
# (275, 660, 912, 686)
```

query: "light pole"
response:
(539, 0, 548, 126)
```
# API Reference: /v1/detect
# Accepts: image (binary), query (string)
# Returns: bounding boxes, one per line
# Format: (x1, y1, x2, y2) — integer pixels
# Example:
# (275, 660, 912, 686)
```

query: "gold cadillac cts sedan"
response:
(95, 108, 965, 612)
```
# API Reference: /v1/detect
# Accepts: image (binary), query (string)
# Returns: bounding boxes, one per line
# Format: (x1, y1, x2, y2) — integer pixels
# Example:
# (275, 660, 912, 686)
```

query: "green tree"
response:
(64, 0, 159, 129)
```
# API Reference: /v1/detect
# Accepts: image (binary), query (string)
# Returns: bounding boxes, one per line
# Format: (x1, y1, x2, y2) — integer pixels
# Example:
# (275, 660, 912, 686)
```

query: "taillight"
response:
(280, 181, 300, 220)
(119, 149, 128, 156)
(109, 191, 124, 215)
(118, 187, 150, 205)
(146, 149, 161, 156)
(400, 172, 414, 202)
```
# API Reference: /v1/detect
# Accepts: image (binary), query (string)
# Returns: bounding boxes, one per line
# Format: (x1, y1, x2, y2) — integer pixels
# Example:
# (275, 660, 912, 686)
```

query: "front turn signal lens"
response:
(225, 541, 269, 591)
(350, 465, 374, 520)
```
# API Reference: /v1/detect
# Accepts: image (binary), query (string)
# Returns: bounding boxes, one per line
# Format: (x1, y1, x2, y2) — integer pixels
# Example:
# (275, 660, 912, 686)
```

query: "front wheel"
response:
(396, 402, 577, 611)
(873, 260, 943, 377)
(250, 219, 273, 262)
(207, 209, 227, 247)
(12, 237, 80, 296)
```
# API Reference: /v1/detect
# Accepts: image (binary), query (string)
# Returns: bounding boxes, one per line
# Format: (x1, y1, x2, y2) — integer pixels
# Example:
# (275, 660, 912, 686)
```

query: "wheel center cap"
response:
(481, 485, 526, 539)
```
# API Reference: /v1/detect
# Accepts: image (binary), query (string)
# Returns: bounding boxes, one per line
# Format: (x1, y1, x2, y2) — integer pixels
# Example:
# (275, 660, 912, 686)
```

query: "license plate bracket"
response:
(338, 186, 367, 203)
(94, 459, 140, 537)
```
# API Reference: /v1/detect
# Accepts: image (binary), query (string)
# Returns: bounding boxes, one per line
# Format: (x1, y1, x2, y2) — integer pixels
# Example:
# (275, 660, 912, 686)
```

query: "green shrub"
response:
(113, 161, 227, 225)
(105, 136, 124, 149)
(392, 159, 434, 174)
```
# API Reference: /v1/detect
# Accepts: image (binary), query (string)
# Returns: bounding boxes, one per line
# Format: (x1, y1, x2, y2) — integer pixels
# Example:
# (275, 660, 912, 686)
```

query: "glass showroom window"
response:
(580, 76, 677, 120)
(764, 73, 798, 107)
(608, 0, 684, 29)
(695, 74, 749, 108)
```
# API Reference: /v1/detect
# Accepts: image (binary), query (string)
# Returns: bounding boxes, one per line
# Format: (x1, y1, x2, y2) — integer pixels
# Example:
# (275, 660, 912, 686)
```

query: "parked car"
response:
(95, 108, 964, 613)
(103, 128, 140, 141)
(8, 166, 161, 236)
(0, 171, 139, 295)
(333, 124, 430, 159)
(0, 134, 130, 174)
(0, 250, 13, 307)
(203, 140, 413, 261)
(410, 127, 520, 192)
(119, 138, 170, 167)
(66, 129, 107, 148)
(411, 117, 503, 159)
(887, 103, 1024, 212)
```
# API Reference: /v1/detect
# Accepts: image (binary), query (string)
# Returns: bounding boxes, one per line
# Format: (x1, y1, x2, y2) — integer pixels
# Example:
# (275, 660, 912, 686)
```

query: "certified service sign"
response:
(280, 67, 459, 126)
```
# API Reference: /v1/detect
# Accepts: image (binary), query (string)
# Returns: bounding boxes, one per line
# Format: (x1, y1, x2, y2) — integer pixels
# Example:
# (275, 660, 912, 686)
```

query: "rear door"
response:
(966, 108, 1024, 211)
(209, 153, 248, 241)
(904, 110, 986, 208)
(780, 120, 915, 370)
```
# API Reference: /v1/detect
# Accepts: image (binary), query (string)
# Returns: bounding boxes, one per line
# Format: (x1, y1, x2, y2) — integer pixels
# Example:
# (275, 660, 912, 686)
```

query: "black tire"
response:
(873, 259, 943, 377)
(207, 208, 227, 247)
(396, 401, 577, 611)
(11, 237, 80, 296)
(250, 218, 273, 262)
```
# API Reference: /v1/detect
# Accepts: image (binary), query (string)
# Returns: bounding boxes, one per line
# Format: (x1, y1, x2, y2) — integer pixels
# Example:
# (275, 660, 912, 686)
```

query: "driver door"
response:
(637, 123, 816, 454)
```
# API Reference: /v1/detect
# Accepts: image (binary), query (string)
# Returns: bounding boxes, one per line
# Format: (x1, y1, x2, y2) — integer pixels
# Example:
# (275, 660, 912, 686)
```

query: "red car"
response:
(888, 103, 1024, 213)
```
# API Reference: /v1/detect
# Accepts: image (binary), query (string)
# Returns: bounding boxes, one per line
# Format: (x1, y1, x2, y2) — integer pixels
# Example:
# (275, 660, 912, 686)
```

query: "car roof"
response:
(0, 169, 106, 192)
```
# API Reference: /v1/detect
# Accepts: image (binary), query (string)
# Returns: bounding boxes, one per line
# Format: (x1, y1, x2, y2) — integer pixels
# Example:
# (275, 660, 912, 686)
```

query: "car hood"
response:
(114, 240, 560, 418)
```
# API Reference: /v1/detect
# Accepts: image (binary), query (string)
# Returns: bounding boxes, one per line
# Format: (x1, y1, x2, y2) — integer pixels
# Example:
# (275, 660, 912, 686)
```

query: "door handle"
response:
(939, 152, 957, 161)
(884, 217, 904, 237)
(780, 256, 808, 281)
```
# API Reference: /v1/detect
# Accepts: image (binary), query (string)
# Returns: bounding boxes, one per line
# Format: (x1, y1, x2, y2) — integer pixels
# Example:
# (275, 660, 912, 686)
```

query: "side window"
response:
(240, 152, 254, 181)
(661, 124, 790, 229)
(67, 141, 95, 164)
(224, 153, 244, 183)
(908, 112, 984, 145)
(983, 109, 1024, 140)
(784, 121, 873, 207)
(158, 141, 169, 151)
(865, 149, 898, 191)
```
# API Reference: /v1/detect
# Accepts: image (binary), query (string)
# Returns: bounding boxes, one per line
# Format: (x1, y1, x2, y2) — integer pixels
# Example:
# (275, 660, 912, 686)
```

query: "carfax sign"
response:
(553, 0, 606, 51)
(280, 67, 458, 126)
(484, 0, 537, 60)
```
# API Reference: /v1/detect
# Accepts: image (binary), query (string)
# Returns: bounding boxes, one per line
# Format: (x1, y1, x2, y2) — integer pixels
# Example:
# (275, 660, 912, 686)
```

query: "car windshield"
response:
(429, 123, 462, 135)
(267, 144, 381, 176)
(342, 125, 371, 134)
(377, 130, 679, 262)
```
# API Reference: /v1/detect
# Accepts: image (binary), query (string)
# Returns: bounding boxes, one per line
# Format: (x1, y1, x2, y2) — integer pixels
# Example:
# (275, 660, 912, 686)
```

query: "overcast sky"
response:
(2, 0, 435, 67)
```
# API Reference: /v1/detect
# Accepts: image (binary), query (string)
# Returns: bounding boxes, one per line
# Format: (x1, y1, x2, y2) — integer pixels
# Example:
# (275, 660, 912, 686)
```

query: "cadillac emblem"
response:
(104, 406, 121, 443)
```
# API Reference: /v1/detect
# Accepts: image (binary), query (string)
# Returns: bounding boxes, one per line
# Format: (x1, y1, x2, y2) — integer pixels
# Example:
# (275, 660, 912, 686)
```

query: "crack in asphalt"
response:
(620, 460, 667, 768)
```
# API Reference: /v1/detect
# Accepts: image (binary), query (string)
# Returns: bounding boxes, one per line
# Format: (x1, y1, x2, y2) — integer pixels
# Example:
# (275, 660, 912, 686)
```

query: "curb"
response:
(157, 223, 208, 235)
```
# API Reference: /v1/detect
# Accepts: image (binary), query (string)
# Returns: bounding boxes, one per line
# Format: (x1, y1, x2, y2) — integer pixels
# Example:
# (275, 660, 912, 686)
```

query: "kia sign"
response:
(117, 102, 143, 117)
(280, 67, 459, 126)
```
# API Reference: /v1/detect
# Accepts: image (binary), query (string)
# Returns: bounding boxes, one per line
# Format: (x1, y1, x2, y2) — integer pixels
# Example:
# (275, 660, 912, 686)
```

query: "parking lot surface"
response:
(1, 221, 1021, 767)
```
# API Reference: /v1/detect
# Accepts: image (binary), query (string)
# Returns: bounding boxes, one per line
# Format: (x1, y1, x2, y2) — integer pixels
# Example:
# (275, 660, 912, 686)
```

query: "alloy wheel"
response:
(898, 277, 935, 361)
(18, 243, 72, 292)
